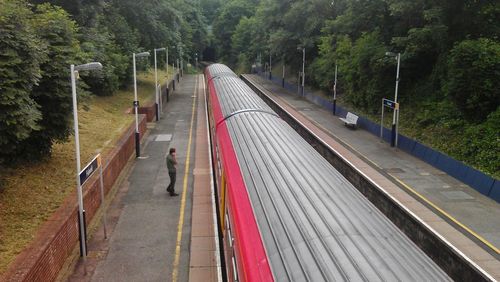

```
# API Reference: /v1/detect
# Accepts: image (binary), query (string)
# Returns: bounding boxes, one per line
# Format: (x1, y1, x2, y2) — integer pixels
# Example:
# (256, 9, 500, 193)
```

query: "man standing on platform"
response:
(166, 148, 179, 196)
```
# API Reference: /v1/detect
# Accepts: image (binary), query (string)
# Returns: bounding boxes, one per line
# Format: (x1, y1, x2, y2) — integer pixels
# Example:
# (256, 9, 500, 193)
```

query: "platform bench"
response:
(340, 112, 359, 128)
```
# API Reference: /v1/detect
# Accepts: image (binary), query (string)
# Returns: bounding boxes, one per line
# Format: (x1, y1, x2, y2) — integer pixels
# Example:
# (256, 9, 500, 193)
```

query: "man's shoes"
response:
(170, 192, 179, 197)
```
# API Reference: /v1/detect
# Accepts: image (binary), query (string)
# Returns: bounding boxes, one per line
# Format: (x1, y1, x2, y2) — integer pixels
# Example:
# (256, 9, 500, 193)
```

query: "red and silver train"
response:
(205, 64, 450, 282)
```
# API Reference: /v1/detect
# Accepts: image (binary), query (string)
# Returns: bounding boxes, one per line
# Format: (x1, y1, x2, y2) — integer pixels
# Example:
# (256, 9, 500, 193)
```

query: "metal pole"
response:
(133, 53, 140, 157)
(396, 105, 400, 147)
(180, 45, 183, 77)
(380, 99, 384, 141)
(154, 49, 159, 122)
(302, 48, 305, 96)
(71, 65, 87, 260)
(282, 58, 285, 88)
(166, 47, 169, 77)
(269, 53, 272, 80)
(176, 59, 180, 82)
(333, 64, 338, 115)
(391, 53, 401, 147)
(99, 160, 107, 239)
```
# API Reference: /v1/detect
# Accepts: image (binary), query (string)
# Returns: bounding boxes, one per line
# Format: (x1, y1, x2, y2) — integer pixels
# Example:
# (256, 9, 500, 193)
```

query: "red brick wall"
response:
(138, 104, 156, 122)
(1, 115, 148, 282)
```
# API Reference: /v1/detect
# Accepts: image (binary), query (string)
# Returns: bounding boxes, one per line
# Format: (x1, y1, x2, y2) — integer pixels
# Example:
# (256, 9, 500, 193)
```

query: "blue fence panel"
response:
(463, 168, 495, 196)
(423, 148, 441, 166)
(397, 135, 416, 153)
(434, 154, 456, 176)
(412, 142, 429, 161)
(489, 181, 500, 202)
(448, 158, 470, 181)
(336, 105, 348, 117)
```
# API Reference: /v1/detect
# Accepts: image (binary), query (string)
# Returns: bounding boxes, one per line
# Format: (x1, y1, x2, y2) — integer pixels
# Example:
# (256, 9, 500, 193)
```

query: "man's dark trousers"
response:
(167, 172, 177, 194)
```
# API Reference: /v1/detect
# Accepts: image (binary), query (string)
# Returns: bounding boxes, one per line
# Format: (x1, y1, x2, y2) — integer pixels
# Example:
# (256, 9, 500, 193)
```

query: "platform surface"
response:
(68, 74, 219, 282)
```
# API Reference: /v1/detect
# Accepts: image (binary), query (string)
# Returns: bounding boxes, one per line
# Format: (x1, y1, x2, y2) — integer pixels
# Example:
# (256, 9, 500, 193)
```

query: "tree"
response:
(444, 38, 500, 121)
(0, 0, 44, 164)
(13, 4, 84, 160)
(212, 0, 257, 63)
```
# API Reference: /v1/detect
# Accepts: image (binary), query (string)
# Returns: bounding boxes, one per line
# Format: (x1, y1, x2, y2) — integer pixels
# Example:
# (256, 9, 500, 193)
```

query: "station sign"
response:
(79, 154, 102, 186)
(383, 98, 399, 110)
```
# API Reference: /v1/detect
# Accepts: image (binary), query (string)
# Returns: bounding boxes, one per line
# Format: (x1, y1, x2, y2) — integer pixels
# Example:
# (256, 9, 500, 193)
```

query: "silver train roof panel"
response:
(208, 65, 451, 281)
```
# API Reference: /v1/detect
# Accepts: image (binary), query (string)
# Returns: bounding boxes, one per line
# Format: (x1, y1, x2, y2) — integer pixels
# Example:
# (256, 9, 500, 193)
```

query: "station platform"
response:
(242, 74, 500, 279)
(67, 74, 221, 282)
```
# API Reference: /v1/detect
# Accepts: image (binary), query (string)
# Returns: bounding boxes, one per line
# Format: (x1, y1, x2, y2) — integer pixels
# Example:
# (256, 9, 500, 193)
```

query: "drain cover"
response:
(441, 191, 474, 200)
(155, 134, 172, 142)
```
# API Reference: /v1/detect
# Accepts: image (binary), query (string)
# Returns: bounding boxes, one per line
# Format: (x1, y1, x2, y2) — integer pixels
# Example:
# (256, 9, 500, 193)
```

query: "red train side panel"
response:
(205, 70, 273, 282)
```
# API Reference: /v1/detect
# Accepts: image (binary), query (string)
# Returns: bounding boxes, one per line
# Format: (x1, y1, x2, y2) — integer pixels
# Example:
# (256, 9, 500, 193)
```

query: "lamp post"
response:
(164, 46, 169, 103)
(386, 52, 401, 147)
(297, 47, 305, 96)
(282, 56, 285, 88)
(333, 64, 338, 115)
(154, 48, 166, 122)
(71, 62, 103, 261)
(269, 52, 272, 80)
(195, 52, 198, 69)
(133, 51, 150, 157)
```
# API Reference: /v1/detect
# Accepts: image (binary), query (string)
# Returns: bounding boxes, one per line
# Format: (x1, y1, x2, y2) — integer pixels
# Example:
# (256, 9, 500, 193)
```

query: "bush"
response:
(13, 4, 84, 161)
(444, 38, 500, 122)
(0, 0, 44, 164)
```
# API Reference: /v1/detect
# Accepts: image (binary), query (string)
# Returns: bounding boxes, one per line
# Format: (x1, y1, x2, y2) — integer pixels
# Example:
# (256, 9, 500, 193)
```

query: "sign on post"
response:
(383, 98, 399, 109)
(79, 154, 101, 185)
(380, 98, 400, 142)
(79, 154, 108, 239)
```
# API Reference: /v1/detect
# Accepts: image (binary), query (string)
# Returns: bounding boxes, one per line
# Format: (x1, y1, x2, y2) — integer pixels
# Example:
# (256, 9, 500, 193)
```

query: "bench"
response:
(339, 112, 359, 128)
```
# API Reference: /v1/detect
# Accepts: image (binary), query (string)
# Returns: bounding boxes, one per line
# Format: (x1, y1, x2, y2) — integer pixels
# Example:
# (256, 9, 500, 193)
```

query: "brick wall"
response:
(138, 103, 156, 122)
(1, 115, 148, 282)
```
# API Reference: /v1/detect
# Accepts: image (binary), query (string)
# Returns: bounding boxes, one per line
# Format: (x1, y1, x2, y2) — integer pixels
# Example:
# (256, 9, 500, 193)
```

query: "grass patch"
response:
(0, 68, 173, 274)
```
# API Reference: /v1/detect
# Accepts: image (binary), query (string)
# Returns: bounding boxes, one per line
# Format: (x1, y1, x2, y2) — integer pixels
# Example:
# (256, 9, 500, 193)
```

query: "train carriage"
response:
(205, 63, 450, 282)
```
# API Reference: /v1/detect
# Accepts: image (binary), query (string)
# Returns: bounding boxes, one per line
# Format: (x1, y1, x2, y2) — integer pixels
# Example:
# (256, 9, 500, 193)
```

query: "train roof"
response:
(206, 63, 239, 80)
(207, 64, 450, 281)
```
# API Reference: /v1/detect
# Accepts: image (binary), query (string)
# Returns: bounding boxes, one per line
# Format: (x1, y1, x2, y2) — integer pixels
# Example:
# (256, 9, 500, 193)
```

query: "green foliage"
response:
(14, 3, 84, 160)
(0, 0, 44, 163)
(1, 0, 210, 166)
(459, 108, 500, 177)
(200, 0, 222, 23)
(444, 38, 500, 121)
(212, 0, 257, 63)
(214, 0, 500, 176)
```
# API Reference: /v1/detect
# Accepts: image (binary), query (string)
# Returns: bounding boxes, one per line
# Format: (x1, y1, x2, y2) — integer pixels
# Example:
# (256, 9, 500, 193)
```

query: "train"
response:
(205, 63, 450, 281)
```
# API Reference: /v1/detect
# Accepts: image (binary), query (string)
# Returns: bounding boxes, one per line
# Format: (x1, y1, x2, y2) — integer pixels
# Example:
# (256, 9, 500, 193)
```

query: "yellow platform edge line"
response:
(172, 75, 199, 282)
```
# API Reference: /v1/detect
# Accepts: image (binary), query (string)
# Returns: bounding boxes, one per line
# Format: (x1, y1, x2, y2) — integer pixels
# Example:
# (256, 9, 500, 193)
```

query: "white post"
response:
(269, 52, 272, 79)
(392, 53, 401, 147)
(71, 64, 87, 261)
(133, 53, 140, 157)
(282, 58, 285, 88)
(154, 49, 159, 121)
(380, 99, 384, 141)
(332, 64, 338, 115)
(302, 48, 305, 96)
(166, 47, 169, 77)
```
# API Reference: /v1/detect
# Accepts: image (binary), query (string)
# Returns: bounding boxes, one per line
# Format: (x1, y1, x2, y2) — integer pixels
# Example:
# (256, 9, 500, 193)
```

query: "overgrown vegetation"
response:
(0, 0, 207, 167)
(209, 0, 499, 178)
(0, 70, 167, 274)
